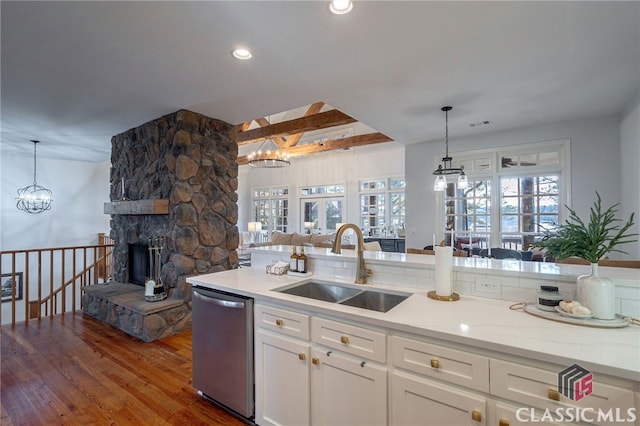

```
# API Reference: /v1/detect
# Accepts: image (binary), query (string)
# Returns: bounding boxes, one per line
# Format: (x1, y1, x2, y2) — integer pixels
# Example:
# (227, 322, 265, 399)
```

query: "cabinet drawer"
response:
(490, 359, 635, 425)
(391, 335, 489, 393)
(311, 317, 386, 363)
(255, 304, 310, 340)
(391, 370, 487, 426)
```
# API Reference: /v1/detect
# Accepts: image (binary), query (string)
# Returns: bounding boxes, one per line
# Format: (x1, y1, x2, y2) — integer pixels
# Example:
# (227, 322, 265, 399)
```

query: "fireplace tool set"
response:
(145, 236, 167, 302)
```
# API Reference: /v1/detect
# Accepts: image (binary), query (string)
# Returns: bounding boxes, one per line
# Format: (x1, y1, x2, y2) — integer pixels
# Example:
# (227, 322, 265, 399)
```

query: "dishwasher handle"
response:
(193, 289, 247, 309)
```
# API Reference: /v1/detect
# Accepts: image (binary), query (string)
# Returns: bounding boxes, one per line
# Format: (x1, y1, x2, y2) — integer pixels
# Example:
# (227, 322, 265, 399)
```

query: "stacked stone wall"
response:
(109, 109, 239, 300)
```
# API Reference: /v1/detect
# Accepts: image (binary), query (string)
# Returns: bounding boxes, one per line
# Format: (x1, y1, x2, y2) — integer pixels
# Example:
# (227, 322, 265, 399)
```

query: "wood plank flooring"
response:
(1, 312, 248, 425)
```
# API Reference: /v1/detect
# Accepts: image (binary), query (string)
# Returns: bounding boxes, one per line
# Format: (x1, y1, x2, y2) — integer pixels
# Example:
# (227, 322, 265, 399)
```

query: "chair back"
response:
(315, 242, 355, 249)
(555, 257, 590, 265)
(407, 248, 435, 255)
(407, 248, 467, 257)
(479, 248, 522, 260)
(598, 259, 640, 269)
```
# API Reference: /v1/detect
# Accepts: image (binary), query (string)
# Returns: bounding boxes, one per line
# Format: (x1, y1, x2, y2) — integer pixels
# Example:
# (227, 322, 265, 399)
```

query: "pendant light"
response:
(432, 106, 468, 191)
(16, 140, 53, 213)
(247, 116, 290, 168)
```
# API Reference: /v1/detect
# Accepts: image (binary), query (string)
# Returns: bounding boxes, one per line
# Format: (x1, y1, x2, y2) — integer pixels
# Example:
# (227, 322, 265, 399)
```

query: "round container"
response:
(537, 285, 564, 311)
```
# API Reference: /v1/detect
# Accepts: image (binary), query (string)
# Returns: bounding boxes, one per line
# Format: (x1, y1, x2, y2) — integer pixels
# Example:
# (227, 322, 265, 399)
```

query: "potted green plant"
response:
(536, 192, 637, 319)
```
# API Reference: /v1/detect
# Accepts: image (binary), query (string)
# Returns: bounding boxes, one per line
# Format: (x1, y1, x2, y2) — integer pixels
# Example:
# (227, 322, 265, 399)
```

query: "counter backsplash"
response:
(250, 247, 640, 318)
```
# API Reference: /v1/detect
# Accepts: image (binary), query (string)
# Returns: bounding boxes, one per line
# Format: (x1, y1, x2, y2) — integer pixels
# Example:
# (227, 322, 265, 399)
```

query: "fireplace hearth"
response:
(82, 109, 240, 342)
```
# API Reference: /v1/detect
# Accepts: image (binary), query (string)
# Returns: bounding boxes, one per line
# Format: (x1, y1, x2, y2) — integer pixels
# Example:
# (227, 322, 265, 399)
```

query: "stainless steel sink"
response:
(274, 280, 410, 313)
(338, 290, 409, 313)
(276, 281, 361, 303)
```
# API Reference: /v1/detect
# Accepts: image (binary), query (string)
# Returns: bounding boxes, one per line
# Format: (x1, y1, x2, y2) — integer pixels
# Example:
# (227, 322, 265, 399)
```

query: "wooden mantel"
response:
(104, 199, 169, 215)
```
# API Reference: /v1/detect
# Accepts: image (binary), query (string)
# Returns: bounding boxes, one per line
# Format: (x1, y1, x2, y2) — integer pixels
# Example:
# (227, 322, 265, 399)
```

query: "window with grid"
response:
(359, 177, 405, 236)
(500, 175, 559, 250)
(439, 140, 568, 252)
(252, 186, 289, 238)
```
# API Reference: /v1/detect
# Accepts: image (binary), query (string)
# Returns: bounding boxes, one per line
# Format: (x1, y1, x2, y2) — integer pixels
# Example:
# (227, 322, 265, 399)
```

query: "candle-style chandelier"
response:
(247, 116, 291, 168)
(247, 138, 291, 168)
(16, 140, 53, 214)
(433, 106, 468, 191)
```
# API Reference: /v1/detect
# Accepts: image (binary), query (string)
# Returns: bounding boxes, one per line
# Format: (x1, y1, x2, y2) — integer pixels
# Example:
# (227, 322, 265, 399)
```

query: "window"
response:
(439, 140, 568, 251)
(359, 177, 405, 236)
(252, 186, 289, 239)
(300, 184, 346, 233)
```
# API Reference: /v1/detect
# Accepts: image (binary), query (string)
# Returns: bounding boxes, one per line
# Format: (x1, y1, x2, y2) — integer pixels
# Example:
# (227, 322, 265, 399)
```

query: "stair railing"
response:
(0, 233, 114, 326)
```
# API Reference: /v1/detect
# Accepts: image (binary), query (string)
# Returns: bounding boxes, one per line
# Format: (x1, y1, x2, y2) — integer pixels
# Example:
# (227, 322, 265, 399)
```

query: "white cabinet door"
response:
(494, 401, 573, 426)
(391, 370, 487, 426)
(311, 348, 387, 426)
(255, 330, 311, 426)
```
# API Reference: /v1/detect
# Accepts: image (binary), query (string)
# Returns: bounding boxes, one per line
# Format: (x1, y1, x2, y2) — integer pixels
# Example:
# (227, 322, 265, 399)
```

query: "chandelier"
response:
(247, 116, 290, 168)
(247, 138, 291, 168)
(433, 106, 468, 191)
(16, 140, 53, 214)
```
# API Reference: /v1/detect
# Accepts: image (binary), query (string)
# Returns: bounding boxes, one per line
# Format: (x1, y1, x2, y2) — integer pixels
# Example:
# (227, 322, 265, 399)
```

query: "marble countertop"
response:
(187, 266, 640, 382)
(249, 245, 640, 283)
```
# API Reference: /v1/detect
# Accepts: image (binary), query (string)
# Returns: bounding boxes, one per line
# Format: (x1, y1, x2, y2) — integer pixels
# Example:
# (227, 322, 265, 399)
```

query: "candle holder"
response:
(427, 291, 460, 302)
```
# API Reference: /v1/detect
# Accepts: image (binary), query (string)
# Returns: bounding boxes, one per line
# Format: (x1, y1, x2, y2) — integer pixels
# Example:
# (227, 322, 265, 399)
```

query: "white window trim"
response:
(434, 139, 571, 245)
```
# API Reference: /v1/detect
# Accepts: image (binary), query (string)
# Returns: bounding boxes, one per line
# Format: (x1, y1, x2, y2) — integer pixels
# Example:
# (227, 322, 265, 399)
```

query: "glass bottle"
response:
(290, 247, 298, 272)
(298, 247, 307, 273)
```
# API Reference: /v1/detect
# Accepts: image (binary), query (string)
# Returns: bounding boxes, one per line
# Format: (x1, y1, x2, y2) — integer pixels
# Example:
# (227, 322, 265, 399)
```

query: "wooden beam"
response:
(255, 117, 287, 148)
(283, 102, 325, 147)
(236, 109, 356, 145)
(229, 121, 252, 140)
(236, 132, 392, 165)
(104, 200, 169, 215)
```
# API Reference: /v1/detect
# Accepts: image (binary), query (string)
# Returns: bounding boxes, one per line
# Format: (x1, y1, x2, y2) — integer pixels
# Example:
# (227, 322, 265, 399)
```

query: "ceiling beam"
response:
(235, 109, 356, 145)
(236, 132, 392, 165)
(283, 102, 325, 148)
(255, 117, 287, 147)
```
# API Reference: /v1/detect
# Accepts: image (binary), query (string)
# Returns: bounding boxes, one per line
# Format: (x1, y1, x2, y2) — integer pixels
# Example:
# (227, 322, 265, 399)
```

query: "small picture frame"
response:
(1, 272, 23, 303)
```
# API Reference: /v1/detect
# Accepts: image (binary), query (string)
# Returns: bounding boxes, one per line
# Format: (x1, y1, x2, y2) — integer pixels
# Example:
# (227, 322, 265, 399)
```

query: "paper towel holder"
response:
(427, 291, 460, 302)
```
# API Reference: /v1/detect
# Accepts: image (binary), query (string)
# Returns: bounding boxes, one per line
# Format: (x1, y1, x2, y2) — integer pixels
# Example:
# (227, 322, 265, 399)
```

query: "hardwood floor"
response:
(1, 312, 249, 425)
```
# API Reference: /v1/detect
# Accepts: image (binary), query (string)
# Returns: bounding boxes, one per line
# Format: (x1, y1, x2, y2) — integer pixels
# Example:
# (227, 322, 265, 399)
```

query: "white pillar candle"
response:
(435, 246, 453, 296)
(121, 179, 125, 196)
(432, 233, 436, 248)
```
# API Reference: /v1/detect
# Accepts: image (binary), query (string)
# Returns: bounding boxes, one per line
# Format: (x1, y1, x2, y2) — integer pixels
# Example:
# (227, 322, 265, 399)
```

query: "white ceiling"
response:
(2, 1, 639, 162)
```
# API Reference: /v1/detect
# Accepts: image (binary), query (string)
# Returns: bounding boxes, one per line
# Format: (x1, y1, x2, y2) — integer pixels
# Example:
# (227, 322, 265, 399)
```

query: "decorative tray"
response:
(519, 303, 632, 328)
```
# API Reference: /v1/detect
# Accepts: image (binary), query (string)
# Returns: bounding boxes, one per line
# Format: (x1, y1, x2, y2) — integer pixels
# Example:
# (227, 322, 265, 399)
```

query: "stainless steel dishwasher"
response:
(192, 286, 254, 420)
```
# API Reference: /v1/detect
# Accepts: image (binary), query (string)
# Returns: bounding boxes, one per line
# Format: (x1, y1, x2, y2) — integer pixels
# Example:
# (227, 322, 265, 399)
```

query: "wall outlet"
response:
(475, 278, 502, 294)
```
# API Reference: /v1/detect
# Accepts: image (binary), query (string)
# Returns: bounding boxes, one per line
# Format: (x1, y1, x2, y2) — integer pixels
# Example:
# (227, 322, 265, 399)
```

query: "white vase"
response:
(576, 263, 616, 320)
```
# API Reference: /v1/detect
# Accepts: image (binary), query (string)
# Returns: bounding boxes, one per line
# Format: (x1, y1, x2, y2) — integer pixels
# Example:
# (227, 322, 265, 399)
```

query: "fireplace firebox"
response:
(128, 243, 150, 286)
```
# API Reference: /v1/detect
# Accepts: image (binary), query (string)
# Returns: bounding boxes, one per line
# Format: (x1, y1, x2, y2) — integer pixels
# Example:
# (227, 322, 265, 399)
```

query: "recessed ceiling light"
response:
(329, 0, 353, 15)
(232, 48, 252, 60)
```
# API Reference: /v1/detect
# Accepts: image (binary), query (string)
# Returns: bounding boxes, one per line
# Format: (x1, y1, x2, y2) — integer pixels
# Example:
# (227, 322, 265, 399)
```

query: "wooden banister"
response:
(0, 235, 114, 326)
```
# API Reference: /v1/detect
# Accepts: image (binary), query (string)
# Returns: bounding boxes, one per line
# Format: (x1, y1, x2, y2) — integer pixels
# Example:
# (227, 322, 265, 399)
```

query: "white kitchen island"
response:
(188, 247, 639, 426)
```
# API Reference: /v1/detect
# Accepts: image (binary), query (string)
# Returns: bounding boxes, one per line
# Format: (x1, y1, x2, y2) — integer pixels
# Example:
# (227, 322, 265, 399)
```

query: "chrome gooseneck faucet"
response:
(331, 223, 372, 284)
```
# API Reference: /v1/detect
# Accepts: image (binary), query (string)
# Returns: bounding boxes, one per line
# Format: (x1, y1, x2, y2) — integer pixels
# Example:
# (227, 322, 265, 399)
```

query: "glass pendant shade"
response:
(457, 172, 469, 190)
(433, 175, 447, 191)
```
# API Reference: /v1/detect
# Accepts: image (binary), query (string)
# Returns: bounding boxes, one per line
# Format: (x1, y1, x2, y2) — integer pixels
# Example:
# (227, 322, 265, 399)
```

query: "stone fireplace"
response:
(82, 109, 239, 341)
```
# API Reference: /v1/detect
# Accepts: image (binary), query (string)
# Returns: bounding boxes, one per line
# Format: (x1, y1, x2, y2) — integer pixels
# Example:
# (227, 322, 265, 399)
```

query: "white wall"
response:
(620, 93, 640, 259)
(239, 143, 405, 233)
(1, 151, 111, 250)
(405, 115, 630, 252)
(1, 149, 111, 324)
